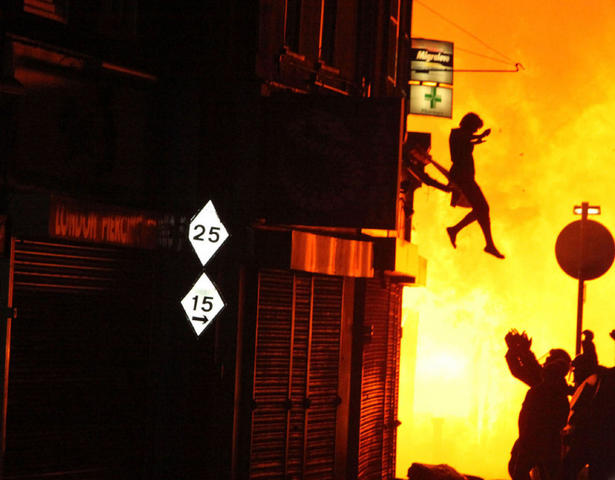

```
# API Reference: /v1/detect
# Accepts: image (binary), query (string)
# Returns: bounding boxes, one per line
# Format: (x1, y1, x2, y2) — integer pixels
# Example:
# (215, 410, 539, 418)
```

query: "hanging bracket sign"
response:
(409, 38, 454, 118)
(410, 38, 454, 84)
(181, 200, 228, 336)
(409, 85, 453, 118)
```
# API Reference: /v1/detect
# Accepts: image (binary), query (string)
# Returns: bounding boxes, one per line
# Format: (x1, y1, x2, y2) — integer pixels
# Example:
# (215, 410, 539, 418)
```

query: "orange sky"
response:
(397, 2, 615, 478)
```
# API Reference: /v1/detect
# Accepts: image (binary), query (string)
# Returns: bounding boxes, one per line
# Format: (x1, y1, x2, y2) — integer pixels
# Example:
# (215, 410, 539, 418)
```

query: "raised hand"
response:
(518, 331, 532, 350)
(505, 329, 532, 351)
(505, 329, 518, 348)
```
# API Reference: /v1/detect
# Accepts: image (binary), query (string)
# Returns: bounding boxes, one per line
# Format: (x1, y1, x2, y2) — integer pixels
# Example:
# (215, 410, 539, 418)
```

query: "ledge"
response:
(253, 226, 426, 284)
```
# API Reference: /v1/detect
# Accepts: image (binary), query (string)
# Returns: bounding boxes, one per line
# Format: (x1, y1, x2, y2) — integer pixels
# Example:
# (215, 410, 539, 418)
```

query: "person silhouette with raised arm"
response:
(504, 329, 572, 480)
(446, 112, 504, 259)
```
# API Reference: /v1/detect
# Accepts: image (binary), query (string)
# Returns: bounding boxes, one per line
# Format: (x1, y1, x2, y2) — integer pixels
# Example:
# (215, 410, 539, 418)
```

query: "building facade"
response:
(0, 1, 423, 479)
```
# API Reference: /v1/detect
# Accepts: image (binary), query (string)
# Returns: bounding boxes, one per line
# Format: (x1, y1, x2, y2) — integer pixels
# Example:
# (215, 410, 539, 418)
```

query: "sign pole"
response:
(575, 202, 588, 355)
(555, 201, 614, 357)
(575, 274, 584, 355)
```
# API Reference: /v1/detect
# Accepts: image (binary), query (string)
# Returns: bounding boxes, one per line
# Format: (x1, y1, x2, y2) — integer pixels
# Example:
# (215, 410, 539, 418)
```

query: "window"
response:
(284, 0, 302, 52)
(284, 0, 339, 66)
(387, 0, 401, 85)
(99, 0, 138, 37)
(24, 0, 69, 23)
(319, 0, 337, 65)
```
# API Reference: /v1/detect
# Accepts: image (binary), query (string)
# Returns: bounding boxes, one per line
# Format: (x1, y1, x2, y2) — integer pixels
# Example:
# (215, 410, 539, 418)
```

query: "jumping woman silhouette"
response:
(446, 112, 504, 259)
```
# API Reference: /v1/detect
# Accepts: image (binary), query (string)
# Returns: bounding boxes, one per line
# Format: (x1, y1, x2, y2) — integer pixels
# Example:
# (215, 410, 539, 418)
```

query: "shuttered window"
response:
(249, 269, 343, 480)
(357, 278, 402, 480)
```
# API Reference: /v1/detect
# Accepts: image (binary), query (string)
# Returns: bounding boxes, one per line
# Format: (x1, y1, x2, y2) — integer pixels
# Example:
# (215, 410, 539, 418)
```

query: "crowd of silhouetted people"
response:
(505, 328, 615, 480)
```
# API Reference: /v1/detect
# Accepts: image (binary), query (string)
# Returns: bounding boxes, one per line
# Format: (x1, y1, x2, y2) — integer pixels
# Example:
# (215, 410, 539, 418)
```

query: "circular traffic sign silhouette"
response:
(555, 219, 615, 280)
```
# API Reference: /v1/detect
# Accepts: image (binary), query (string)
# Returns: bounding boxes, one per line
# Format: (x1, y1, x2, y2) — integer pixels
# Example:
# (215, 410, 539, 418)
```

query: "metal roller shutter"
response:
(357, 278, 402, 480)
(249, 269, 343, 480)
(382, 284, 402, 479)
(12, 239, 149, 294)
(4, 238, 154, 479)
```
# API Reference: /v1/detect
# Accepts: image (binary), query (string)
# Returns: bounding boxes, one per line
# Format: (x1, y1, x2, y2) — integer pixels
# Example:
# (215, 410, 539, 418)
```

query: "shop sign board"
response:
(410, 38, 454, 84)
(49, 195, 159, 249)
(409, 85, 452, 118)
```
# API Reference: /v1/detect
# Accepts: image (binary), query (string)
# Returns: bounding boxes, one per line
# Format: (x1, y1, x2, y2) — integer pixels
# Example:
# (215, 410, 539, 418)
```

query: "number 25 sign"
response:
(188, 200, 229, 266)
(181, 200, 229, 336)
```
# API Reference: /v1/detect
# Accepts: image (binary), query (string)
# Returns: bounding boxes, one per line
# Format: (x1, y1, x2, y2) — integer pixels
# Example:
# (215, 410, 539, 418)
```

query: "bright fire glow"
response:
(397, 2, 615, 479)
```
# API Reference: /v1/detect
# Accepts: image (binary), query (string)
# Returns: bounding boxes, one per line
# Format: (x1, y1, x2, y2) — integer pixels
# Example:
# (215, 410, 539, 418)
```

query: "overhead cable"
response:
(414, 0, 523, 72)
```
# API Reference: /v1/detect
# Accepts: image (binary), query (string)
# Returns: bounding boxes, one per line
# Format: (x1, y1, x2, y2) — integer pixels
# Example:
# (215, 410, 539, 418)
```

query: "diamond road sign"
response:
(188, 200, 229, 266)
(181, 272, 225, 336)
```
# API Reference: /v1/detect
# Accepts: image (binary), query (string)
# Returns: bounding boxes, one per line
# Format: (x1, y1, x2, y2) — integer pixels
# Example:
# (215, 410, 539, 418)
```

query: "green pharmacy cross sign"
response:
(409, 84, 452, 118)
(425, 87, 442, 108)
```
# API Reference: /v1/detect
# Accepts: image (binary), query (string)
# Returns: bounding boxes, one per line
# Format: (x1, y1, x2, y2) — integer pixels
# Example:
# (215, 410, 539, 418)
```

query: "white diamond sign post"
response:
(181, 200, 229, 336)
(181, 273, 225, 336)
(188, 200, 229, 266)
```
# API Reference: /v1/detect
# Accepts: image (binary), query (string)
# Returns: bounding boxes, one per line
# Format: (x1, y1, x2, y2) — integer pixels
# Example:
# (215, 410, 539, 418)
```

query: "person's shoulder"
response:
(450, 128, 468, 141)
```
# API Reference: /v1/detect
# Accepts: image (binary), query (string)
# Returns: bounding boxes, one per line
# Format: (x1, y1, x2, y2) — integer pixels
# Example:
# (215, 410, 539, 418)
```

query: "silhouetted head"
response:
(571, 330, 599, 386)
(543, 358, 570, 381)
(459, 112, 483, 132)
(543, 349, 571, 383)
(542, 349, 571, 383)
(545, 348, 571, 369)
(572, 355, 594, 386)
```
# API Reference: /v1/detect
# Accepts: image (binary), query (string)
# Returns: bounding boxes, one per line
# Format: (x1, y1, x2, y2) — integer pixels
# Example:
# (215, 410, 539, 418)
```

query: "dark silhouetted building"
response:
(0, 1, 424, 479)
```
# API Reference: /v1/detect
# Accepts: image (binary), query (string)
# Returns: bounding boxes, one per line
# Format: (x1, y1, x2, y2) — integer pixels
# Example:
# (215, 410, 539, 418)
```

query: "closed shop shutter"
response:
(381, 284, 402, 479)
(4, 238, 154, 479)
(249, 268, 343, 480)
(357, 278, 402, 480)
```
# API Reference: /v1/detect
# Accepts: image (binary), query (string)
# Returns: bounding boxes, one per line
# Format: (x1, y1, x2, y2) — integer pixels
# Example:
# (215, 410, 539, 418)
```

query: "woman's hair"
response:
(460, 112, 483, 130)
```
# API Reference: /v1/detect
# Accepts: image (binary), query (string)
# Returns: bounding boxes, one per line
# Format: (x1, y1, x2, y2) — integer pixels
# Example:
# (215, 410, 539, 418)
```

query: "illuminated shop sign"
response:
(409, 85, 452, 118)
(49, 196, 159, 249)
(410, 38, 454, 84)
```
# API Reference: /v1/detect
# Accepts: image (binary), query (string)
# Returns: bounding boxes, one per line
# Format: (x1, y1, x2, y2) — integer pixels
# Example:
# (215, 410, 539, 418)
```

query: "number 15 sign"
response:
(181, 273, 225, 336)
(181, 200, 229, 336)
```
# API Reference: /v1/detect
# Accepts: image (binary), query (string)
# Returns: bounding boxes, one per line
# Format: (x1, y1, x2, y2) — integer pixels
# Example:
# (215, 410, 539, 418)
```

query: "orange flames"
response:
(397, 2, 615, 478)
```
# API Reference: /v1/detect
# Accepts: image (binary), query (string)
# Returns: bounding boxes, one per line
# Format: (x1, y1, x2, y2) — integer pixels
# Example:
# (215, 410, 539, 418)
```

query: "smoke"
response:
(398, 1, 615, 478)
